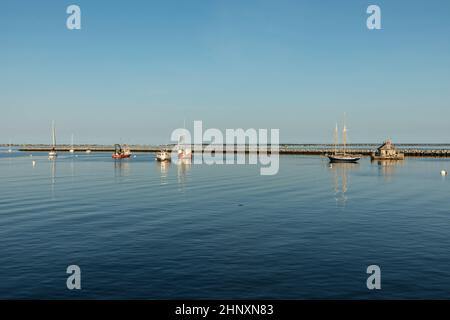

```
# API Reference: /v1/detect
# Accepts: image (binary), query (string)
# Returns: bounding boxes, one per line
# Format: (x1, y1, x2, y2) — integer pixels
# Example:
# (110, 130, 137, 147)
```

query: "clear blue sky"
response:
(1, 0, 450, 144)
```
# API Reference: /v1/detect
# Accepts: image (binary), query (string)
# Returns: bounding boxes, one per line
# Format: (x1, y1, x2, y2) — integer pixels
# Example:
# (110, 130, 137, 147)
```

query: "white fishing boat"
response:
(156, 150, 171, 162)
(327, 120, 361, 163)
(48, 121, 57, 159)
(69, 134, 75, 153)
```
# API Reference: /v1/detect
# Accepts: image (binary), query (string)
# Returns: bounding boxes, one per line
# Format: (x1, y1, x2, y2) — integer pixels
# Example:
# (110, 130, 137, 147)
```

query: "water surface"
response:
(0, 149, 449, 299)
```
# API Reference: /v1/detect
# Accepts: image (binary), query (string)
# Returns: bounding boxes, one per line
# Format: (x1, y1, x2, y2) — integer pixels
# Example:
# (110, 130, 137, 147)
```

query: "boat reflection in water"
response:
(158, 160, 171, 185)
(114, 158, 131, 177)
(373, 159, 403, 180)
(176, 158, 191, 190)
(50, 159, 57, 200)
(155, 156, 192, 187)
(328, 162, 359, 207)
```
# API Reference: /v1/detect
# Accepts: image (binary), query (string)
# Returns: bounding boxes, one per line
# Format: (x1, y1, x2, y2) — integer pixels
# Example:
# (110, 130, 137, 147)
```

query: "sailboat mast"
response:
(334, 123, 338, 155)
(342, 113, 347, 155)
(52, 121, 56, 147)
(180, 120, 186, 151)
(343, 125, 347, 155)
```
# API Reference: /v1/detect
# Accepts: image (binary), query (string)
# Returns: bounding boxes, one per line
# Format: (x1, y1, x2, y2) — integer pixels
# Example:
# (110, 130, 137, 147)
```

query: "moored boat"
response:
(48, 149, 57, 159)
(48, 121, 57, 159)
(327, 120, 361, 163)
(156, 150, 171, 162)
(69, 134, 75, 153)
(328, 154, 361, 163)
(177, 135, 192, 160)
(112, 144, 131, 159)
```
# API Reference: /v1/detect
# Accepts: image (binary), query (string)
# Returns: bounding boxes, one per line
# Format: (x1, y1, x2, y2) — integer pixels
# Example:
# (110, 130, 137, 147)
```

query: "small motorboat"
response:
(112, 144, 131, 159)
(156, 150, 171, 162)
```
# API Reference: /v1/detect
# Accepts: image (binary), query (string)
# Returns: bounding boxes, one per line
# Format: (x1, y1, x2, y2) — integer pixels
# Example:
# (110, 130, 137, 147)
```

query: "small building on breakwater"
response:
(371, 140, 405, 160)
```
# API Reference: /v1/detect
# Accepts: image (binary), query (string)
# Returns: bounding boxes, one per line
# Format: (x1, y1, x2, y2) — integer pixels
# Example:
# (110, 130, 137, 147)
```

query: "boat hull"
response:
(328, 155, 360, 163)
(112, 154, 131, 159)
(156, 154, 171, 162)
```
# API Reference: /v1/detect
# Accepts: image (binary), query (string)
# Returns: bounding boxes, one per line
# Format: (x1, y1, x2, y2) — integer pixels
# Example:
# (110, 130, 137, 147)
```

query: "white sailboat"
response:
(176, 120, 192, 160)
(8, 139, 12, 153)
(69, 134, 75, 153)
(177, 134, 192, 160)
(48, 121, 57, 159)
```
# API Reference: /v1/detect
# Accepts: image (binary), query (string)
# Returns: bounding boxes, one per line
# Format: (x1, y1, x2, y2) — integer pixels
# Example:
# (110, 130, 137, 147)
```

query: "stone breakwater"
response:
(14, 144, 450, 157)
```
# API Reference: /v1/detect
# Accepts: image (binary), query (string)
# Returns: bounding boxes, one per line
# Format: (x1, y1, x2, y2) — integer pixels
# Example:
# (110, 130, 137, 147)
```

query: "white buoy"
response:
(32, 160, 36, 167)
(441, 170, 447, 176)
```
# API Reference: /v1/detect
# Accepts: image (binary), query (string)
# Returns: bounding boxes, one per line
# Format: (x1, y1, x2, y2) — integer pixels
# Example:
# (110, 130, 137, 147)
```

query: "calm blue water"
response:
(1, 149, 450, 299)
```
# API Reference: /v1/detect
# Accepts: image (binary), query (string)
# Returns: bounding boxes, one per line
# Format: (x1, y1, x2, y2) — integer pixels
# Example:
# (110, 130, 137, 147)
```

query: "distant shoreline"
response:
(3, 143, 450, 147)
(4, 144, 450, 158)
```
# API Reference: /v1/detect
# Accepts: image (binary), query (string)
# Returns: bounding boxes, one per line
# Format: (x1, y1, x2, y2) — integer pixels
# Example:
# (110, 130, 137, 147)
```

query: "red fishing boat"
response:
(112, 144, 132, 159)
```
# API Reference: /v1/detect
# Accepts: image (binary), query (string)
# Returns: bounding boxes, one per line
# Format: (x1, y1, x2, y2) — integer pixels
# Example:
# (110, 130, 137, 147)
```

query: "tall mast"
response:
(342, 113, 347, 155)
(180, 120, 186, 150)
(342, 125, 347, 155)
(52, 121, 56, 147)
(334, 123, 338, 155)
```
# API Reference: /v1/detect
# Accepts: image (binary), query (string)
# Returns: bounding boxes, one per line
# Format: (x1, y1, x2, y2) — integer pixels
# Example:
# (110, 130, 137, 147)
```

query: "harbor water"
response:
(0, 149, 450, 299)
